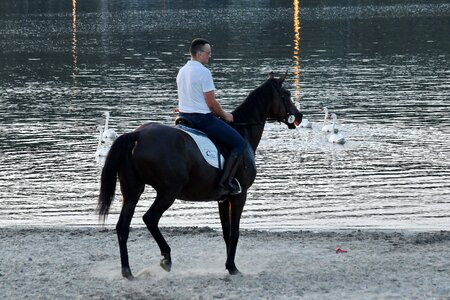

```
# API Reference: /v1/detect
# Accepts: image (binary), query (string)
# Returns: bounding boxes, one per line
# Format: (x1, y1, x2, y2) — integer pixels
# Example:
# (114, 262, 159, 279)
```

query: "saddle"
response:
(175, 117, 225, 169)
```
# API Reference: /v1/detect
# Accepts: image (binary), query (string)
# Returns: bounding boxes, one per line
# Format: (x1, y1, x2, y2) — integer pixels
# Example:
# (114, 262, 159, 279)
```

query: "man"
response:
(176, 38, 247, 195)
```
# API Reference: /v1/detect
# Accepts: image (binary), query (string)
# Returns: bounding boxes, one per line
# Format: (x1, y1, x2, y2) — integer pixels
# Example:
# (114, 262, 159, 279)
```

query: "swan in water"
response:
(96, 112, 119, 157)
(101, 111, 118, 143)
(321, 107, 335, 133)
(95, 126, 110, 157)
(328, 113, 346, 144)
(300, 117, 312, 128)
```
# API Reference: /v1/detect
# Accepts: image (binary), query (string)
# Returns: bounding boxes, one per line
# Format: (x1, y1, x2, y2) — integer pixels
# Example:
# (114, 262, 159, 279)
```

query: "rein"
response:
(232, 121, 264, 126)
(233, 118, 287, 127)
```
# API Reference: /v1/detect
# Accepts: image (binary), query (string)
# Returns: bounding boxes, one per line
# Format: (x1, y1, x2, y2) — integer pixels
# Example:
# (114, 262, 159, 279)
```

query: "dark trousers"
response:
(179, 112, 247, 154)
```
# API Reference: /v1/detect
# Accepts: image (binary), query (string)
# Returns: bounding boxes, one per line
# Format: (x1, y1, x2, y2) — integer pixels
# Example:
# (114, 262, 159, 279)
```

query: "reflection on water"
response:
(292, 0, 301, 101)
(0, 0, 449, 230)
(71, 0, 78, 92)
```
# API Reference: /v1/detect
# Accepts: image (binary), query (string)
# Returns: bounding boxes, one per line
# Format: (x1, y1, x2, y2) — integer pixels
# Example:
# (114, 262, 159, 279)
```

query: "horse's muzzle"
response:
(287, 112, 303, 129)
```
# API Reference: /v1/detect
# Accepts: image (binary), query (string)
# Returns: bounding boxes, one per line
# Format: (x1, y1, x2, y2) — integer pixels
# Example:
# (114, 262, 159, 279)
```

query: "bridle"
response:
(266, 84, 297, 126)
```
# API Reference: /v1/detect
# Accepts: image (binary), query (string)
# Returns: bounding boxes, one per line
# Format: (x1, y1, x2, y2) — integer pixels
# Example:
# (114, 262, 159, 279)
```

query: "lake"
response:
(1, 0, 449, 231)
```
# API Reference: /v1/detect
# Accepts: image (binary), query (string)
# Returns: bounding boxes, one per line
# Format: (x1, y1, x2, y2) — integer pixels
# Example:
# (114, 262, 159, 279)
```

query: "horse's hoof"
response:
(122, 268, 134, 280)
(227, 266, 241, 275)
(160, 258, 172, 272)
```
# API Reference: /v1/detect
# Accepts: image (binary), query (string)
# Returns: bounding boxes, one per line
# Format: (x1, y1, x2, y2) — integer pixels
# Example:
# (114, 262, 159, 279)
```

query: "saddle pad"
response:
(176, 125, 225, 169)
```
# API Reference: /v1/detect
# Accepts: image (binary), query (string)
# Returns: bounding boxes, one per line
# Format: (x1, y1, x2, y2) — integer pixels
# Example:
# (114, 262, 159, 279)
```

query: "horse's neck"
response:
(236, 124, 265, 153)
(233, 84, 271, 152)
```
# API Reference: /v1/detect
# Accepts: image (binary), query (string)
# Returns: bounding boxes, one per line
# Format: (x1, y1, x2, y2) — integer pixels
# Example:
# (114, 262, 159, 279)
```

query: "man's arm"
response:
(204, 91, 234, 122)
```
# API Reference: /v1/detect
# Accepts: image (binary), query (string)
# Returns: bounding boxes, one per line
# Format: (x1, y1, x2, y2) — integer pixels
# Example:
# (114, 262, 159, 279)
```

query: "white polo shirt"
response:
(177, 60, 215, 113)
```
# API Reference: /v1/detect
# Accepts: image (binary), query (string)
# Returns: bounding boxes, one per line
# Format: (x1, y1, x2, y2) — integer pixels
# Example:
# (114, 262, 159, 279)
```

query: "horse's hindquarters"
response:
(131, 124, 223, 200)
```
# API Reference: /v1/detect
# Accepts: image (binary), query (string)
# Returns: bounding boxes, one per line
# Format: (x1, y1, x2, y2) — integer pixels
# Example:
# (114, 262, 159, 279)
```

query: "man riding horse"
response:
(176, 38, 245, 195)
(97, 39, 303, 278)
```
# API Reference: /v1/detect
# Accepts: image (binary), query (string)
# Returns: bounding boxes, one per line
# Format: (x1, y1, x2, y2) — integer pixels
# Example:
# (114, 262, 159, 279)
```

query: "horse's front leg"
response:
(222, 192, 247, 275)
(218, 199, 231, 253)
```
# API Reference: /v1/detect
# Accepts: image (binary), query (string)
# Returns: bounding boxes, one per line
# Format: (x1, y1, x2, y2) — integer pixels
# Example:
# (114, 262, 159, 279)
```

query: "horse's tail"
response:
(97, 132, 137, 222)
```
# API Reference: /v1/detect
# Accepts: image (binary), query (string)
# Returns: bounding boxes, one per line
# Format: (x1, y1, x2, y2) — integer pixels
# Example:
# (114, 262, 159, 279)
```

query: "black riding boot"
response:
(218, 151, 243, 195)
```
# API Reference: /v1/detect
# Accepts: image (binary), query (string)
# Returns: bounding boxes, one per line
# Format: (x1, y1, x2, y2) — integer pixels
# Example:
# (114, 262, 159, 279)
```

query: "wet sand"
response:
(1, 227, 449, 299)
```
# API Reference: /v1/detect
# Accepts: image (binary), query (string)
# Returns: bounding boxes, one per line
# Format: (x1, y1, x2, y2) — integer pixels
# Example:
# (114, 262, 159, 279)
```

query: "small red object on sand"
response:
(335, 247, 348, 254)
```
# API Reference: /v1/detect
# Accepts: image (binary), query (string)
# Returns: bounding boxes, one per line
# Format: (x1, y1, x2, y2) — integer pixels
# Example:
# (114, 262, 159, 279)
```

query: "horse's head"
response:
(267, 72, 303, 129)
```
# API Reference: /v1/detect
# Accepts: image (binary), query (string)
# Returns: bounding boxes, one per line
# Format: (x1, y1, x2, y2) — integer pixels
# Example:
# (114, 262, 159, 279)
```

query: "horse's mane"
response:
(232, 79, 275, 124)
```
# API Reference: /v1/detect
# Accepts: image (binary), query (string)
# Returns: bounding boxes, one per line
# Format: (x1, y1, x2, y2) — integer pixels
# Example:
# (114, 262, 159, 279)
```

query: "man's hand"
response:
(222, 112, 234, 123)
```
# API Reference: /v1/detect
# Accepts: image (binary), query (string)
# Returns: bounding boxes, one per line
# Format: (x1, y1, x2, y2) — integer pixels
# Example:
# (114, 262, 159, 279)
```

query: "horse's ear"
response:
(268, 71, 274, 80)
(279, 71, 287, 83)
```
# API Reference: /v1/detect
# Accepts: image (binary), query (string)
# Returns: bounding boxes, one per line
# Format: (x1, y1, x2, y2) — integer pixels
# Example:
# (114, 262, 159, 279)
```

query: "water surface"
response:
(1, 0, 449, 230)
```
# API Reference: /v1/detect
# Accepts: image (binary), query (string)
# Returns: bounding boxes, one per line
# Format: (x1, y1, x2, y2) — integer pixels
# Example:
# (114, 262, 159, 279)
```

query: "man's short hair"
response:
(190, 38, 210, 56)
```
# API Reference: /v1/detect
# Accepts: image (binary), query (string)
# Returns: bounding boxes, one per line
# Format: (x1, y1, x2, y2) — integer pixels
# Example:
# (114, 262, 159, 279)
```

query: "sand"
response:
(1, 226, 450, 299)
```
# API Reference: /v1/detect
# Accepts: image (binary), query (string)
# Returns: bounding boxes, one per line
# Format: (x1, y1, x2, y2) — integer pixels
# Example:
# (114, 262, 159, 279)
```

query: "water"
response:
(1, 0, 449, 231)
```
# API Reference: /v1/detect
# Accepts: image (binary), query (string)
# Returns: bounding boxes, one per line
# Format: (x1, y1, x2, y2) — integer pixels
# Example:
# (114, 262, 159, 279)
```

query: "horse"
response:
(97, 72, 303, 279)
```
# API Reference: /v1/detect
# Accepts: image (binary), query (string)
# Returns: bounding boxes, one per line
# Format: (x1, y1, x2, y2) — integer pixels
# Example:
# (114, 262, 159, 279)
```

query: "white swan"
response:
(328, 113, 346, 144)
(321, 107, 334, 133)
(101, 111, 118, 143)
(300, 117, 312, 128)
(95, 126, 110, 157)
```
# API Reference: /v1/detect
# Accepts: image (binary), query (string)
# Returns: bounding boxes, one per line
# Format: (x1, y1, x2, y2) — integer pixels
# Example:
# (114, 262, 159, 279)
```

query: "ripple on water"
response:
(1, 1, 449, 230)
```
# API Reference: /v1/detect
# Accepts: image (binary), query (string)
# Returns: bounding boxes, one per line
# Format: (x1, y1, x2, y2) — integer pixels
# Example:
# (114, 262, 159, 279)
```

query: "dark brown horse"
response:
(97, 72, 302, 279)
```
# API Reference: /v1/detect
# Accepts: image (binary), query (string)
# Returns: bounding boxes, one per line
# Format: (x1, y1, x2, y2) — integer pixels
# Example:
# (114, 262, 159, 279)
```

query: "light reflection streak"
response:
(72, 0, 78, 92)
(293, 0, 301, 104)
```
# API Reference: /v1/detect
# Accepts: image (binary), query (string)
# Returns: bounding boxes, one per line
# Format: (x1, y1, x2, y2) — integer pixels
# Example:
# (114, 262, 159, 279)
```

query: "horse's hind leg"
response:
(143, 190, 176, 272)
(116, 183, 144, 280)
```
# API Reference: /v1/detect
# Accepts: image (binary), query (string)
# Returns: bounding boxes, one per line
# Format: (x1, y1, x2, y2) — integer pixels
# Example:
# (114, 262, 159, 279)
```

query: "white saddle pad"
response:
(176, 125, 225, 169)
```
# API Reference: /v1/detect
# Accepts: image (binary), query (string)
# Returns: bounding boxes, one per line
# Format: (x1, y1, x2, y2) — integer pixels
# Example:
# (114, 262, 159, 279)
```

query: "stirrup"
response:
(219, 178, 242, 196)
(228, 178, 242, 195)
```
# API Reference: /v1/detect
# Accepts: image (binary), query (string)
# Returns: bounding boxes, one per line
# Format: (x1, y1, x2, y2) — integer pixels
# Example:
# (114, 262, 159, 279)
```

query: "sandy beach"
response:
(1, 226, 449, 299)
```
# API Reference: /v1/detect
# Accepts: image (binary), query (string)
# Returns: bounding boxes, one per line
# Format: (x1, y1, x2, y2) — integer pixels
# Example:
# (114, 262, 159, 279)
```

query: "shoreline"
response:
(1, 227, 450, 299)
(2, 223, 448, 233)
